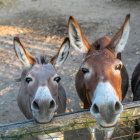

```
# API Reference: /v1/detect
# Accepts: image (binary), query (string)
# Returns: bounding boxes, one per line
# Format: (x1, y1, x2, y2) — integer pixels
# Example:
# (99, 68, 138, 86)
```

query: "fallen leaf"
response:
(71, 51, 78, 55)
(127, 58, 132, 61)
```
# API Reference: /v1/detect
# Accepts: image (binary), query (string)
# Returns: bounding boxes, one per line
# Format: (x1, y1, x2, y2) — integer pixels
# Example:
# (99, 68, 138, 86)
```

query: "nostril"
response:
(115, 101, 121, 112)
(32, 100, 39, 110)
(93, 104, 99, 113)
(49, 100, 55, 109)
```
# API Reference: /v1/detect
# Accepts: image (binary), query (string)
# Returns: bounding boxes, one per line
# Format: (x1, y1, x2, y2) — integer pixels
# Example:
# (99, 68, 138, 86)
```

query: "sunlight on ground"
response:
(0, 26, 33, 36)
(0, 86, 13, 96)
(0, 25, 70, 66)
(0, 25, 64, 42)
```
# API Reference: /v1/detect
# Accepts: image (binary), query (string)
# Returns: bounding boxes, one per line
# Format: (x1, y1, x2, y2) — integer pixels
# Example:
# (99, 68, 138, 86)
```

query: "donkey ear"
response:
(50, 37, 70, 67)
(108, 14, 130, 56)
(68, 16, 91, 54)
(13, 37, 36, 66)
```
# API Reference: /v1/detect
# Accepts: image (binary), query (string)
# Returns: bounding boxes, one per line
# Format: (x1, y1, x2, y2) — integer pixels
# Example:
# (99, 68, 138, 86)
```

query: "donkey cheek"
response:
(89, 92, 94, 103)
(49, 86, 58, 96)
(52, 94, 57, 101)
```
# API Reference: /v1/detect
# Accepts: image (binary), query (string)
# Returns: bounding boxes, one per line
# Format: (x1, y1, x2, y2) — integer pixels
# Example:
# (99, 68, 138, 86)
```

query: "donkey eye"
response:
(54, 76, 61, 83)
(81, 68, 89, 74)
(25, 77, 32, 83)
(115, 64, 122, 71)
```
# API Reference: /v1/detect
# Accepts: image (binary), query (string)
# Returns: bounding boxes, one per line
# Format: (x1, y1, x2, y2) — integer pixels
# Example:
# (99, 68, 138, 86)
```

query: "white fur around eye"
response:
(81, 64, 94, 79)
(51, 74, 60, 85)
(84, 69, 93, 79)
(25, 74, 34, 86)
(113, 61, 123, 74)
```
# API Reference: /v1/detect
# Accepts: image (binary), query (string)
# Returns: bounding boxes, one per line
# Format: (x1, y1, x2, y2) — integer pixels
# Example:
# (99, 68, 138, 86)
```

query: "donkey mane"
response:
(35, 55, 49, 65)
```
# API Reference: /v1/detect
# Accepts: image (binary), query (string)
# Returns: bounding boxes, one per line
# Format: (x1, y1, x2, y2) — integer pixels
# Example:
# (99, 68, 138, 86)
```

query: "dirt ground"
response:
(0, 0, 139, 138)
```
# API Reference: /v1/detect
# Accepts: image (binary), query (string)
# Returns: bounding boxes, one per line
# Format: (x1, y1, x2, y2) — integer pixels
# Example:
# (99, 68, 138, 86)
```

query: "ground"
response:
(0, 0, 139, 139)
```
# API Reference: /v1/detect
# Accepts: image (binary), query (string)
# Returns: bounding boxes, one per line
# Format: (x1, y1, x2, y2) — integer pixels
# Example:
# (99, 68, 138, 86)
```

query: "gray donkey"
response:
(13, 37, 70, 124)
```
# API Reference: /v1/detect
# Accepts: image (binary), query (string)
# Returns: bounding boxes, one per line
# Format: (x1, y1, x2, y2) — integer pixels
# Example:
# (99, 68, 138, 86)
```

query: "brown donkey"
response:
(68, 15, 130, 139)
(13, 37, 70, 123)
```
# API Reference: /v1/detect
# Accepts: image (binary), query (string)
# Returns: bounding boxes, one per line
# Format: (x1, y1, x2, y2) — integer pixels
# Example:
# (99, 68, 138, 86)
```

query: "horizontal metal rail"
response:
(0, 101, 140, 139)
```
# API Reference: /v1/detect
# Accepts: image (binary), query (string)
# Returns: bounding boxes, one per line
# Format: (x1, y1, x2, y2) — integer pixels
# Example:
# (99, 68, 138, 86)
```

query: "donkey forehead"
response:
(91, 36, 111, 49)
(85, 49, 115, 64)
(28, 64, 56, 78)
(83, 49, 122, 71)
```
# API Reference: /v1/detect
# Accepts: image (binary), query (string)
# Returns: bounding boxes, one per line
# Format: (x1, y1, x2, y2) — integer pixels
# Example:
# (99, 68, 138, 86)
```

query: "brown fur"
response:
(68, 14, 130, 126)
(75, 41, 128, 109)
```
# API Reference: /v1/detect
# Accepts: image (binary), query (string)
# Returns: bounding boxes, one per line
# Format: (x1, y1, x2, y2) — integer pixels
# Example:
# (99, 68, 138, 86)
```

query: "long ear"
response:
(50, 37, 70, 67)
(68, 16, 91, 53)
(108, 14, 130, 56)
(13, 37, 36, 66)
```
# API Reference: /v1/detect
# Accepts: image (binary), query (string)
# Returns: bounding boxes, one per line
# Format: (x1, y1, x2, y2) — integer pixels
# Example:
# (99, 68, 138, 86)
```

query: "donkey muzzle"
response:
(31, 86, 56, 123)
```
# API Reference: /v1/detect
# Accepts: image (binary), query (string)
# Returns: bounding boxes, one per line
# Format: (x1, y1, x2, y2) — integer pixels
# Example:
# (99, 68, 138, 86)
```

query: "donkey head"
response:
(13, 37, 69, 123)
(68, 15, 130, 127)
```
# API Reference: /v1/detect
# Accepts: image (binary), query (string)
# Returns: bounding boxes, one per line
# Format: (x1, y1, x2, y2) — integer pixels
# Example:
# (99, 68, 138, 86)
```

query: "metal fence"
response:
(0, 101, 140, 140)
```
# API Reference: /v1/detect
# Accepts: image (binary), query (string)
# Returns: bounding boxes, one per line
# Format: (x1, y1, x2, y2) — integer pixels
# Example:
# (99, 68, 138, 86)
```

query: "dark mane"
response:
(35, 55, 49, 64)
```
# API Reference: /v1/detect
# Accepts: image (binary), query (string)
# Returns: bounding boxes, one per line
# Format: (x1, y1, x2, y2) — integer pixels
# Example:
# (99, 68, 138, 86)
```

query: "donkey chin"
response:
(94, 114, 120, 128)
(31, 108, 56, 123)
(90, 104, 123, 128)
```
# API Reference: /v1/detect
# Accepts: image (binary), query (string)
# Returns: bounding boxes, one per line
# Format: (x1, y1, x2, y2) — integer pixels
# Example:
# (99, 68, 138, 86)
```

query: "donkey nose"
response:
(32, 100, 40, 110)
(92, 103, 99, 114)
(91, 100, 123, 125)
(32, 99, 56, 111)
(49, 100, 55, 109)
(114, 101, 122, 113)
(92, 101, 122, 115)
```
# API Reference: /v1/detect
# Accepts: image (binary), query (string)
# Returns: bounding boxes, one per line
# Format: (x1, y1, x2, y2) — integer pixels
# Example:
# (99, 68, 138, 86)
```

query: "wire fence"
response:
(0, 101, 140, 140)
(1, 117, 140, 140)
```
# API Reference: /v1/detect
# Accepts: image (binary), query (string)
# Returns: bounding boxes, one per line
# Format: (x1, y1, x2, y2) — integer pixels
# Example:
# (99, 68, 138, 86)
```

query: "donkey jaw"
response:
(95, 114, 120, 128)
(90, 106, 120, 128)
(32, 110, 55, 123)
